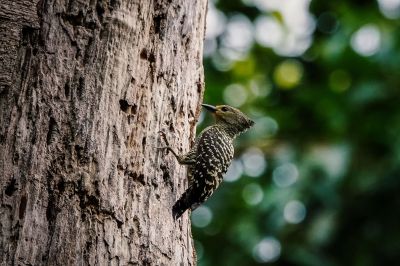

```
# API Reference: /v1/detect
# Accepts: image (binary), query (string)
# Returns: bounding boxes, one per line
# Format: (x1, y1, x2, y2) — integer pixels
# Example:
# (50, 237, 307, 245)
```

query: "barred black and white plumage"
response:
(163, 104, 254, 219)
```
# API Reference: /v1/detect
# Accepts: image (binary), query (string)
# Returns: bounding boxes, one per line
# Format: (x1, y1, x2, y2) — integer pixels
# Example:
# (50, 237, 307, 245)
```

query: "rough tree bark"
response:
(0, 0, 207, 265)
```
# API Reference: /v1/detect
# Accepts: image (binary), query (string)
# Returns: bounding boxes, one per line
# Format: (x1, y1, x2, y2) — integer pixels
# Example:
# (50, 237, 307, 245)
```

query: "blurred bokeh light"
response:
(194, 0, 400, 265)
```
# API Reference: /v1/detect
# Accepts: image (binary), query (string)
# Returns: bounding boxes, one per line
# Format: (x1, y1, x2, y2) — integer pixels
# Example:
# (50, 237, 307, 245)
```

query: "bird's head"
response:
(202, 104, 254, 132)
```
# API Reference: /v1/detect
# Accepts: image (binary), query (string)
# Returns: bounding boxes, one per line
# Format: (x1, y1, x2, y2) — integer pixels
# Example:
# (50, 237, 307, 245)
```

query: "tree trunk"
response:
(0, 0, 206, 265)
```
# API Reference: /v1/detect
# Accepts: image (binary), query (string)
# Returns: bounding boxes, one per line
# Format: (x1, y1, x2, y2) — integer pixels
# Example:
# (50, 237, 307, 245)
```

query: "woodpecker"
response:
(163, 104, 254, 219)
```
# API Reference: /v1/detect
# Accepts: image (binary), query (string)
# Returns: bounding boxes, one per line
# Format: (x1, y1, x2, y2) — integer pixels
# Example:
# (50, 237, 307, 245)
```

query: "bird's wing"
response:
(190, 127, 234, 198)
(172, 127, 234, 219)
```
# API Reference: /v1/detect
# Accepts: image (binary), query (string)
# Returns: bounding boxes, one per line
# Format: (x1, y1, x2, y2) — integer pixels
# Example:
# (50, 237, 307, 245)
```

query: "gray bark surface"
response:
(0, 0, 206, 265)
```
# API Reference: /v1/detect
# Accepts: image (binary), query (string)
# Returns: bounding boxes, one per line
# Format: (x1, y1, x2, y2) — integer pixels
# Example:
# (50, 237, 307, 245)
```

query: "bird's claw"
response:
(158, 130, 169, 145)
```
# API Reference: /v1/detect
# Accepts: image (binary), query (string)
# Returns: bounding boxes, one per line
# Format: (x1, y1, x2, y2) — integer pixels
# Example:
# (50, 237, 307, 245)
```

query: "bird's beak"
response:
(202, 104, 217, 113)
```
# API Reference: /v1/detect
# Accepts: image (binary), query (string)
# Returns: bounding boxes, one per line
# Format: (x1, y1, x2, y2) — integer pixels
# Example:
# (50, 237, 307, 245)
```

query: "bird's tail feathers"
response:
(172, 198, 188, 220)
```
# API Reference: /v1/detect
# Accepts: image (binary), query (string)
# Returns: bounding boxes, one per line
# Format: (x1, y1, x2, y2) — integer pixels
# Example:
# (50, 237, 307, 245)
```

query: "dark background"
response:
(192, 0, 400, 265)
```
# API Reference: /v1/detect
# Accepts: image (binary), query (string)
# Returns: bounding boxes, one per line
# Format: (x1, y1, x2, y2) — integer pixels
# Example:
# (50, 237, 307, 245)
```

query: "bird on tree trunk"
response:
(161, 104, 254, 219)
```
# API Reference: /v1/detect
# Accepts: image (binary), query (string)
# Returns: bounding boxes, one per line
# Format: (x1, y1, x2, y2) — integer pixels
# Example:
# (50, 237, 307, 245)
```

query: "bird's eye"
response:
(221, 107, 228, 112)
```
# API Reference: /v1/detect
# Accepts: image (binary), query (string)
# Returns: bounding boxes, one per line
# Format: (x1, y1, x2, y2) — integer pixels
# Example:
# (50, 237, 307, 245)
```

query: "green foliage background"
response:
(192, 0, 400, 265)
